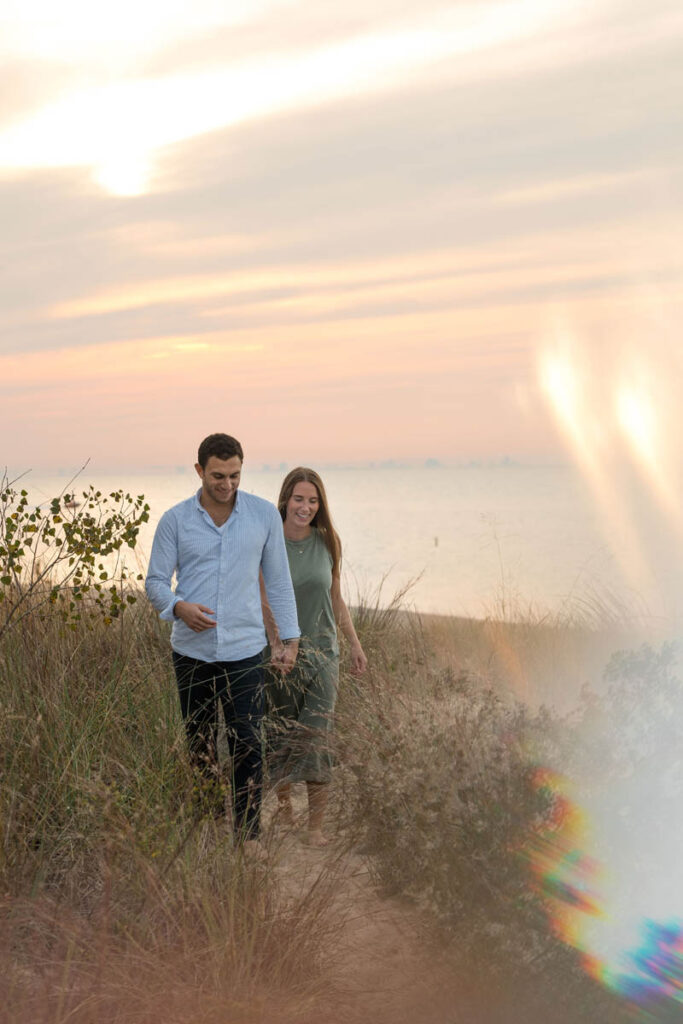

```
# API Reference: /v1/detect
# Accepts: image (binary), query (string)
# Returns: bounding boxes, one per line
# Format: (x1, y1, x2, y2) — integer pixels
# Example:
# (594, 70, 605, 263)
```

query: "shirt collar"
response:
(193, 487, 241, 515)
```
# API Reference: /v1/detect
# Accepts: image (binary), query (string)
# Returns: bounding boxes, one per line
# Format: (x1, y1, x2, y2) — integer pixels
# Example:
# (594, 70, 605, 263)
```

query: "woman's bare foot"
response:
(303, 829, 329, 848)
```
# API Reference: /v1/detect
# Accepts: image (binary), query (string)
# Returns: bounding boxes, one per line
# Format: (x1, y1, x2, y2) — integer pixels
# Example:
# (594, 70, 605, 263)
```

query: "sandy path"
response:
(261, 792, 466, 1024)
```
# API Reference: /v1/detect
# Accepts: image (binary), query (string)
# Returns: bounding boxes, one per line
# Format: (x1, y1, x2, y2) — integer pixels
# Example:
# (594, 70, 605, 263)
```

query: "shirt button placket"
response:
(217, 526, 230, 654)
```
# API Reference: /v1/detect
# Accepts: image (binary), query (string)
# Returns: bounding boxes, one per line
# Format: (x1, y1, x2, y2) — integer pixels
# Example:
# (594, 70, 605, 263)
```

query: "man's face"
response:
(195, 455, 242, 507)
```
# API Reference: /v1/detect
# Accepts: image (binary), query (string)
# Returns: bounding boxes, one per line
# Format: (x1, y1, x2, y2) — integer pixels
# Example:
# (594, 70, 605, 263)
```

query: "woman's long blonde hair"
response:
(277, 467, 341, 577)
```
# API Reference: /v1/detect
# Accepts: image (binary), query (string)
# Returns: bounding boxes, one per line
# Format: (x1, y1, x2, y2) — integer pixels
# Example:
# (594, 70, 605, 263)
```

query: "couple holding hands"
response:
(145, 432, 367, 851)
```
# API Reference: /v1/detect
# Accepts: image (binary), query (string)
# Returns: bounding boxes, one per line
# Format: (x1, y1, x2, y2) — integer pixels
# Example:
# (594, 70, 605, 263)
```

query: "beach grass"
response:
(0, 600, 340, 1023)
(1, 569, 646, 1022)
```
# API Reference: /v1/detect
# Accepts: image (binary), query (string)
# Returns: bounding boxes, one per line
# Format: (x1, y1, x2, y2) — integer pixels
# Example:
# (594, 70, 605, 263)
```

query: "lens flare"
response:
(616, 388, 657, 467)
(522, 768, 683, 1018)
(614, 376, 681, 531)
(538, 332, 657, 605)
(538, 341, 605, 480)
(522, 769, 604, 952)
(537, 330, 683, 621)
(534, 331, 683, 1016)
(616, 921, 683, 1010)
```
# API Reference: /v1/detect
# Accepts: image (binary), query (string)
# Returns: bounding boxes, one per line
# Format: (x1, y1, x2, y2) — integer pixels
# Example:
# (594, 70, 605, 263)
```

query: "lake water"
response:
(16, 462, 679, 624)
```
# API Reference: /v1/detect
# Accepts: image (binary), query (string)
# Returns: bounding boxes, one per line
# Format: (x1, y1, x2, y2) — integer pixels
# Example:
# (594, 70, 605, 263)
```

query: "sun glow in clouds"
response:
(0, 0, 291, 63)
(95, 152, 152, 198)
(0, 0, 590, 195)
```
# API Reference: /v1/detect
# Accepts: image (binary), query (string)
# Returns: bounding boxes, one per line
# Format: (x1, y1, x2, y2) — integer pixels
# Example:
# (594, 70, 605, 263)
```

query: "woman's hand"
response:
(331, 575, 368, 676)
(279, 641, 299, 674)
(349, 642, 368, 676)
(271, 639, 299, 674)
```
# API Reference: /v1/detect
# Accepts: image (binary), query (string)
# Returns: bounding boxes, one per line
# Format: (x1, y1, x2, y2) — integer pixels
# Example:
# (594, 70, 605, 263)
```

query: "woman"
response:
(264, 467, 367, 847)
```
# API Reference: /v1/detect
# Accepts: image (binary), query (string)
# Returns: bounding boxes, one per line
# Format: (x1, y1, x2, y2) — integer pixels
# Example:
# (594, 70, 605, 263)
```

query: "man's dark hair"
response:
(197, 434, 244, 468)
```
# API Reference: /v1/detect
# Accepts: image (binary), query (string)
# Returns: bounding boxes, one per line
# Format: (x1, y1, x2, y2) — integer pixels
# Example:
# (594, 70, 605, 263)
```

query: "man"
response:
(146, 433, 300, 845)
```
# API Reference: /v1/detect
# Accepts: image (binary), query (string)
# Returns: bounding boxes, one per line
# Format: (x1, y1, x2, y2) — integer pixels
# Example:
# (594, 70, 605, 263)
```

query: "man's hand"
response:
(174, 601, 216, 632)
(270, 639, 286, 669)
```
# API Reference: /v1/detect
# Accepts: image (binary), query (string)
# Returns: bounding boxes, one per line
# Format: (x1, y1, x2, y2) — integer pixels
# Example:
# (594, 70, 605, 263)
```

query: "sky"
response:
(1, 0, 682, 471)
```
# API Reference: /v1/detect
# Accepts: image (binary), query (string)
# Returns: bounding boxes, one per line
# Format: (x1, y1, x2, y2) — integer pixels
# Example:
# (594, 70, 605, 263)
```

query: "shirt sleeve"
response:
(145, 509, 180, 621)
(260, 506, 300, 640)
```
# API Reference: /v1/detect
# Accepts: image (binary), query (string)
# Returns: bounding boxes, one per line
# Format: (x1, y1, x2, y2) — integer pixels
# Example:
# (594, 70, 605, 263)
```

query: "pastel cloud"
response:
(0, 0, 681, 468)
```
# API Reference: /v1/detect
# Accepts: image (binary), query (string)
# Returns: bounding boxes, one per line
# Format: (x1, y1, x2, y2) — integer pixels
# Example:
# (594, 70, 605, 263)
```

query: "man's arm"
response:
(145, 511, 217, 632)
(260, 508, 300, 670)
(260, 570, 287, 668)
(259, 571, 280, 644)
(145, 510, 181, 620)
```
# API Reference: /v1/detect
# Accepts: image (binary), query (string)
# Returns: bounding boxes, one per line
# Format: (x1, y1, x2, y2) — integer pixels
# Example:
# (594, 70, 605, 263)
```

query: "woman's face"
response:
(285, 480, 320, 530)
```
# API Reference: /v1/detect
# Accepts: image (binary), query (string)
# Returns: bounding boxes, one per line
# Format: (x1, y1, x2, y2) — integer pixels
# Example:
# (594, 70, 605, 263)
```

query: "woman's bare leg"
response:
(274, 782, 295, 826)
(305, 782, 329, 846)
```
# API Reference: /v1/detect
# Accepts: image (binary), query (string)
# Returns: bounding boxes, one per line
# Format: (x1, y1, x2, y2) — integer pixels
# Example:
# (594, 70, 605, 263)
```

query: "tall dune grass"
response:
(0, 600, 340, 1023)
(2, 570, 644, 1022)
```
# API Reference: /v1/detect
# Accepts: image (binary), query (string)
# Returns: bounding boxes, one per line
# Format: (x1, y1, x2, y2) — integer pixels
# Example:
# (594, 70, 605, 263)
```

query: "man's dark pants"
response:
(172, 651, 264, 838)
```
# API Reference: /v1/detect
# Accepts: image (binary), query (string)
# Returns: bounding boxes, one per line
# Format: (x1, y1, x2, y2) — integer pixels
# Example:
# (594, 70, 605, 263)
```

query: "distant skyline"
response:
(1, 1, 682, 470)
(6, 454, 545, 477)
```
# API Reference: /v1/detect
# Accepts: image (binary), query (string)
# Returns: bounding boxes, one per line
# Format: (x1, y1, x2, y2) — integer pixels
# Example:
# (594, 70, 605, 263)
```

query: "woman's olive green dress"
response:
(268, 529, 339, 784)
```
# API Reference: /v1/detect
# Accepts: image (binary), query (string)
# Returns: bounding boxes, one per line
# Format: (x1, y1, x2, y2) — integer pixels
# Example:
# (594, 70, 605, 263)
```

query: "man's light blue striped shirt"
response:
(145, 488, 300, 662)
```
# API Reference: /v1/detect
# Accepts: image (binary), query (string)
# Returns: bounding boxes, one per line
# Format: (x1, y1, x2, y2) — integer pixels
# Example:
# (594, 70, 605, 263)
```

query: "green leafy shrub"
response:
(0, 471, 150, 636)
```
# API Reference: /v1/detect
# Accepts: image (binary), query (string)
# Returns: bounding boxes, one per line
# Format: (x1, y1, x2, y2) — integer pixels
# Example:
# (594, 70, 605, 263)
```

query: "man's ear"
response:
(194, 462, 204, 479)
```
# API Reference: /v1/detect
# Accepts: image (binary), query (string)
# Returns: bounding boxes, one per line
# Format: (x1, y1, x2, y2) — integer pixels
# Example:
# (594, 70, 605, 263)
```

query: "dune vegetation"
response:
(0, 482, 670, 1023)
